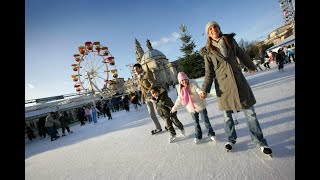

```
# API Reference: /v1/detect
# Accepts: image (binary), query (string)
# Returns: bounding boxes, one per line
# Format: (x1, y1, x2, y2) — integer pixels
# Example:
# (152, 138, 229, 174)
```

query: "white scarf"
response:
(211, 37, 228, 57)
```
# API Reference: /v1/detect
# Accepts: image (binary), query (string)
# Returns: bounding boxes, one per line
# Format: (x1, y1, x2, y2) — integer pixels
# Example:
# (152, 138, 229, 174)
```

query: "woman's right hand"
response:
(200, 92, 207, 99)
(170, 110, 176, 114)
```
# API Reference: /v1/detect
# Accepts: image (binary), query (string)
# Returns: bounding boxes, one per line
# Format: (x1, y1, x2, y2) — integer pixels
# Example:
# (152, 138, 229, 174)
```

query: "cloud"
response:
(26, 84, 35, 89)
(151, 32, 180, 48)
(25, 84, 35, 100)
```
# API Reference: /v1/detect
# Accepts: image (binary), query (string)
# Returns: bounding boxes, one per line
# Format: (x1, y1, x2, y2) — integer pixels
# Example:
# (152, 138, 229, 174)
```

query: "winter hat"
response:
(205, 21, 220, 35)
(177, 72, 189, 83)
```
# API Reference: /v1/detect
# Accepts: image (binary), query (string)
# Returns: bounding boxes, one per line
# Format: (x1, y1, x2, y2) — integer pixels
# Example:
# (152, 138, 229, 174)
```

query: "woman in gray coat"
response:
(199, 21, 272, 156)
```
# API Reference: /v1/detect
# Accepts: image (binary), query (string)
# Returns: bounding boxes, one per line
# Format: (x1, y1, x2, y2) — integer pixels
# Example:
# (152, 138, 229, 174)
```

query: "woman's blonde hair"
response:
(206, 37, 217, 52)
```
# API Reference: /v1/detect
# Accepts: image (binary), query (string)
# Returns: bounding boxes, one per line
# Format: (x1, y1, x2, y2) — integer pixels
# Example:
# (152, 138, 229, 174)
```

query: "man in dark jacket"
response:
(58, 111, 73, 136)
(276, 48, 286, 71)
(25, 123, 36, 140)
(37, 116, 48, 138)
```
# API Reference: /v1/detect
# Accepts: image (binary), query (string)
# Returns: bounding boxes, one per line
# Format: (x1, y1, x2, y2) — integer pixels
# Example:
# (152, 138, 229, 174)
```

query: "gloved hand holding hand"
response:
(170, 110, 176, 114)
(200, 92, 207, 99)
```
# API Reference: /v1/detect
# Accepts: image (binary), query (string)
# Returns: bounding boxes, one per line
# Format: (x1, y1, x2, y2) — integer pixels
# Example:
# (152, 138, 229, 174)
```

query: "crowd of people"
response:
(25, 93, 143, 142)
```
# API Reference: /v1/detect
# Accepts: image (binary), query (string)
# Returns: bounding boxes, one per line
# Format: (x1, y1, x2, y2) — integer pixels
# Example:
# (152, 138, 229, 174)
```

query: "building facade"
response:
(135, 39, 178, 87)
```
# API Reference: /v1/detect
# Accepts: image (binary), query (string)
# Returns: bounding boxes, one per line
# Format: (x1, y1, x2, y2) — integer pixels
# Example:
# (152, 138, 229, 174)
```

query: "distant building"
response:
(263, 24, 293, 46)
(123, 77, 139, 94)
(135, 38, 179, 87)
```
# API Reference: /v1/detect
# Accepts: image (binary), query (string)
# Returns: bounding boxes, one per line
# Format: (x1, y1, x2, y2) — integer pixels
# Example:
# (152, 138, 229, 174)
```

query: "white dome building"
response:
(135, 38, 178, 88)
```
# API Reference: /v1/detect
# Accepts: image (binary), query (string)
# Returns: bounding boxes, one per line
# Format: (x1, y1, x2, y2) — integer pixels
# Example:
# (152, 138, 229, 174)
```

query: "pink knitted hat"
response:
(177, 72, 189, 83)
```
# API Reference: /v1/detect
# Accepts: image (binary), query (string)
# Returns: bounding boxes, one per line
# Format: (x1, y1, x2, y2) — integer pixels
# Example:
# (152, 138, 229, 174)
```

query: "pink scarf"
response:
(180, 86, 195, 111)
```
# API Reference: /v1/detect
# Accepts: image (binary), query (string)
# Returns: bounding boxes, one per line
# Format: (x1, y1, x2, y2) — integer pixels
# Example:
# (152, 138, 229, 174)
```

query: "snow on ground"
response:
(25, 63, 295, 180)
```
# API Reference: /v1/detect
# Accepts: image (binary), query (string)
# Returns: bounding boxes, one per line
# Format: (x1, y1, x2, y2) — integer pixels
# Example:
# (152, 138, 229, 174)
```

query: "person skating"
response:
(58, 111, 73, 136)
(25, 123, 36, 140)
(199, 21, 272, 156)
(276, 48, 286, 72)
(104, 100, 113, 120)
(170, 72, 216, 144)
(133, 63, 163, 134)
(45, 112, 61, 141)
(150, 87, 185, 143)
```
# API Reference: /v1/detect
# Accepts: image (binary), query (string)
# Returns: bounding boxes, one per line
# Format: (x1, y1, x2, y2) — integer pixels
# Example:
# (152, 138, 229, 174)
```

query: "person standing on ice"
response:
(45, 112, 61, 141)
(199, 21, 272, 155)
(91, 106, 100, 123)
(150, 87, 185, 143)
(170, 72, 216, 144)
(133, 63, 163, 134)
(58, 111, 73, 136)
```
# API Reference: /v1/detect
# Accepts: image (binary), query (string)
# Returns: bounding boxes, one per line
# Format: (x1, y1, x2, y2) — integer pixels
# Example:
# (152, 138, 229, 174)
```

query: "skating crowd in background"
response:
(25, 91, 143, 142)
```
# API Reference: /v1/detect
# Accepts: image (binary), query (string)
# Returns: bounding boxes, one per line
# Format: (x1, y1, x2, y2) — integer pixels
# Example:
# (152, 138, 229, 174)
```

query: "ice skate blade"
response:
(169, 138, 177, 143)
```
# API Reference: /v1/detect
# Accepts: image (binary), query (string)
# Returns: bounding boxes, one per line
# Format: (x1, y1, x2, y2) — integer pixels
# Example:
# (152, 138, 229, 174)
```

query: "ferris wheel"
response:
(71, 41, 119, 99)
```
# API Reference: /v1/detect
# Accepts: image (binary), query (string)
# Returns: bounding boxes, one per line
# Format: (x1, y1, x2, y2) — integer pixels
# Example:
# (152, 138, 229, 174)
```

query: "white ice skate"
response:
(181, 130, 186, 137)
(210, 136, 216, 142)
(169, 135, 177, 143)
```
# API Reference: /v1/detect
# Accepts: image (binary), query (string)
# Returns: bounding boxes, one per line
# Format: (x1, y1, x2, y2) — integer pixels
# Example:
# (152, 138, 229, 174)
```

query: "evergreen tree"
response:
(238, 38, 249, 51)
(178, 24, 204, 79)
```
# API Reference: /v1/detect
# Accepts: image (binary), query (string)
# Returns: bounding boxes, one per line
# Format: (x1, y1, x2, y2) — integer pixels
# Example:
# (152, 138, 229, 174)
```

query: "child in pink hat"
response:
(171, 72, 216, 144)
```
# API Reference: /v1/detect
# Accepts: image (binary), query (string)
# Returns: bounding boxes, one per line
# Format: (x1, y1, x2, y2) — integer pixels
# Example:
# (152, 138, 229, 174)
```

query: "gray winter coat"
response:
(200, 33, 256, 111)
(45, 113, 61, 128)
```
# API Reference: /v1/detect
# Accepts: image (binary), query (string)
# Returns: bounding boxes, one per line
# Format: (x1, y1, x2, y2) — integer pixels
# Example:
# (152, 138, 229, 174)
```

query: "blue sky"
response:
(26, 0, 286, 100)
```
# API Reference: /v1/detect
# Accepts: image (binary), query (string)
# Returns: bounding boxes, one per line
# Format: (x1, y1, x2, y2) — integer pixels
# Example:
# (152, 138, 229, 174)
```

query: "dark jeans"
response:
(264, 62, 271, 69)
(86, 115, 92, 122)
(288, 54, 295, 62)
(47, 127, 59, 140)
(80, 119, 85, 125)
(190, 108, 215, 139)
(278, 61, 284, 70)
(38, 128, 47, 138)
